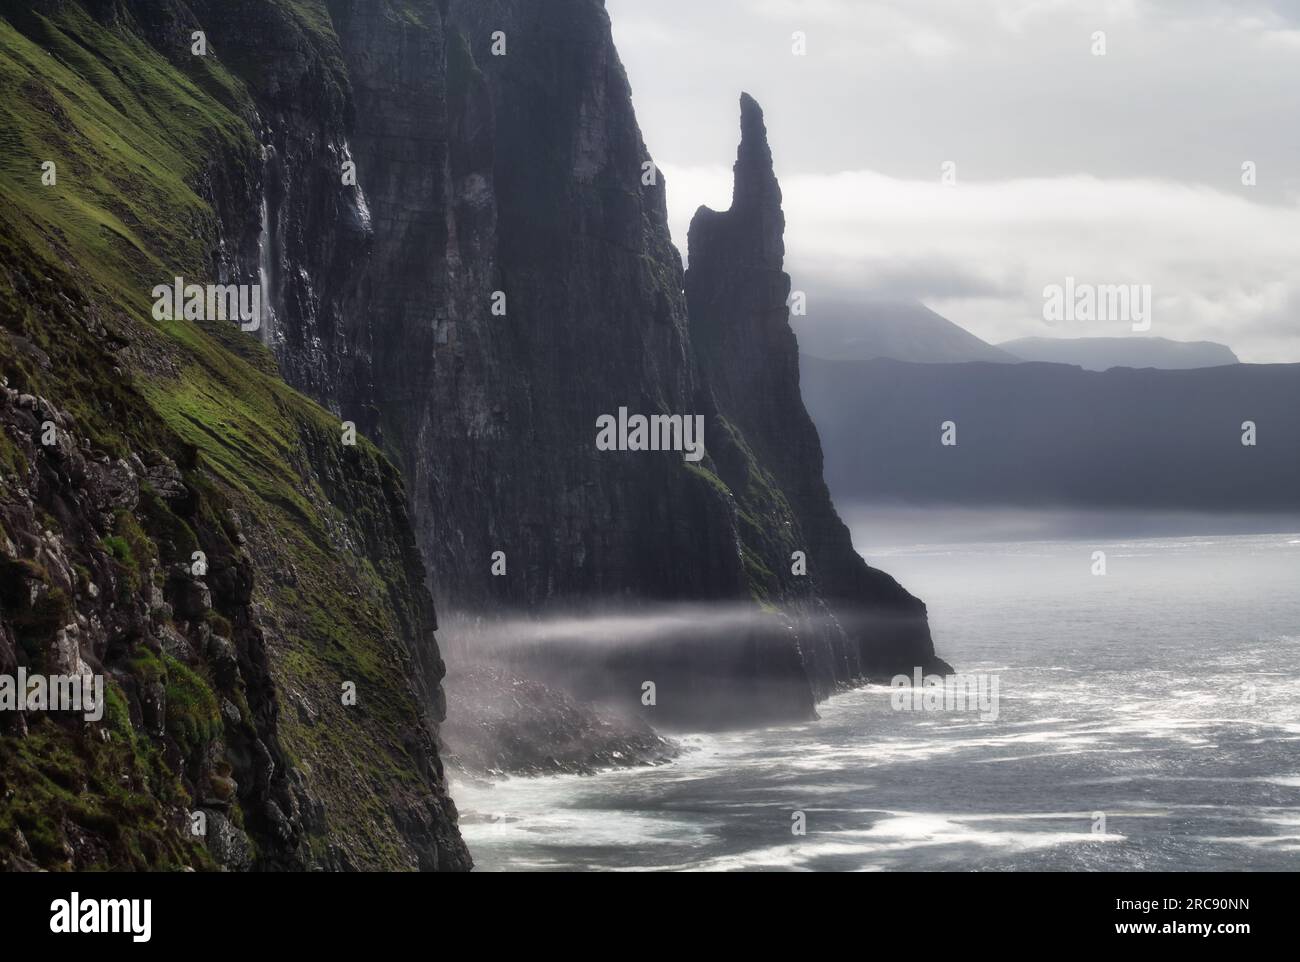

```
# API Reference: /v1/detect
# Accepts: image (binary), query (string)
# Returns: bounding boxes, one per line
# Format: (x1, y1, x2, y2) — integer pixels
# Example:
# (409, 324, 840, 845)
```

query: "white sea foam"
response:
(459, 526, 1300, 871)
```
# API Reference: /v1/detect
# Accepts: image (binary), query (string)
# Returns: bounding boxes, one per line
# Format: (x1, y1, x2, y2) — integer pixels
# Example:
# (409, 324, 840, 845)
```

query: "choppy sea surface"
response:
(453, 525, 1300, 871)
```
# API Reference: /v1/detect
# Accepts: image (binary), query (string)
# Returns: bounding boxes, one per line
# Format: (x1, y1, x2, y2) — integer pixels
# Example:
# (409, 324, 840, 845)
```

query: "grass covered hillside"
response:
(0, 2, 468, 870)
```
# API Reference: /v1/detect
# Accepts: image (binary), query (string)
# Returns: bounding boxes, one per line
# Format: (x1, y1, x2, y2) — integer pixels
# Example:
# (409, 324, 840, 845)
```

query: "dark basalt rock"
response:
(0, 383, 295, 869)
(441, 663, 677, 777)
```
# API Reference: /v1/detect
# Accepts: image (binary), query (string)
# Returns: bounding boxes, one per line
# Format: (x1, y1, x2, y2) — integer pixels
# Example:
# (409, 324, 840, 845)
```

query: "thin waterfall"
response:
(256, 144, 279, 347)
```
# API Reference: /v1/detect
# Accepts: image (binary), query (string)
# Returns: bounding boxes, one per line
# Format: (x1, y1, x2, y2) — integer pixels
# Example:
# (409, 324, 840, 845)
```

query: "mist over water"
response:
(440, 600, 834, 731)
(440, 603, 805, 656)
(455, 511, 1300, 871)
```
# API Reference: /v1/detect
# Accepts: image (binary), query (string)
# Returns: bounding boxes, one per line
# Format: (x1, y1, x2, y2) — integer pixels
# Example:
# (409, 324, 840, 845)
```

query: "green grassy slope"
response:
(0, 3, 463, 870)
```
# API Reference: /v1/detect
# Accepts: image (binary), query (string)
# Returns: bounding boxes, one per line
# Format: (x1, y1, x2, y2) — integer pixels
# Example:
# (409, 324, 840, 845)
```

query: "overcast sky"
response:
(607, 0, 1300, 362)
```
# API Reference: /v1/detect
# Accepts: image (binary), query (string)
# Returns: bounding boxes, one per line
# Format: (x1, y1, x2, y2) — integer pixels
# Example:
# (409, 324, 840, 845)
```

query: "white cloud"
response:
(1261, 28, 1300, 48)
(610, 0, 1300, 362)
(664, 164, 1300, 362)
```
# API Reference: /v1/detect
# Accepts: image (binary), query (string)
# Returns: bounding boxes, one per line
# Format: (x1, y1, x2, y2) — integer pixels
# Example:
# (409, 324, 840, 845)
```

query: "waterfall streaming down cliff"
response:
(257, 145, 279, 346)
(342, 140, 373, 234)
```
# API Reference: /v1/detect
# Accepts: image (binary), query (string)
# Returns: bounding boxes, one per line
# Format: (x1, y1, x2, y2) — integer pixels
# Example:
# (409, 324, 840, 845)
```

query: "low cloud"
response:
(666, 163, 1300, 362)
(610, 0, 1300, 362)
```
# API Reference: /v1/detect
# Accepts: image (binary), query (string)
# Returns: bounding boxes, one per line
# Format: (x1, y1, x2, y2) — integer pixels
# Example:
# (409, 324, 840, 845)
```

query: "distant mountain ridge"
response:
(792, 300, 1018, 364)
(791, 298, 1244, 372)
(999, 336, 1240, 371)
(800, 356, 1300, 512)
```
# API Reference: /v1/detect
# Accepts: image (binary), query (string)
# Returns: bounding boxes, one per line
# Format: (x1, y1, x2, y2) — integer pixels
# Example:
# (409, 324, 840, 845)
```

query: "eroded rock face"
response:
(0, 382, 293, 869)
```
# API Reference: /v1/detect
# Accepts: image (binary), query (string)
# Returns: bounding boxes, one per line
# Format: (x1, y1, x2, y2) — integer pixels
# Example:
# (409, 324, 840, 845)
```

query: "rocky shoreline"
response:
(441, 664, 677, 778)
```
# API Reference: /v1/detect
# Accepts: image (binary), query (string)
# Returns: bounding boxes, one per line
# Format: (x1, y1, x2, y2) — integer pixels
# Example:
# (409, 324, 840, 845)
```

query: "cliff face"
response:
(432, 0, 735, 605)
(0, 0, 468, 870)
(230, 0, 947, 722)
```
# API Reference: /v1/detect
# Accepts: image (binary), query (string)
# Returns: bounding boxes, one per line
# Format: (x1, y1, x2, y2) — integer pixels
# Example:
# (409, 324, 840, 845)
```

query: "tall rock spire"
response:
(691, 93, 786, 273)
(732, 93, 785, 248)
(686, 94, 951, 685)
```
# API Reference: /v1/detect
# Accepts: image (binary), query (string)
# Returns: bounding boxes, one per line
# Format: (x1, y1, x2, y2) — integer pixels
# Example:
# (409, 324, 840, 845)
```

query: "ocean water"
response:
(453, 524, 1300, 871)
